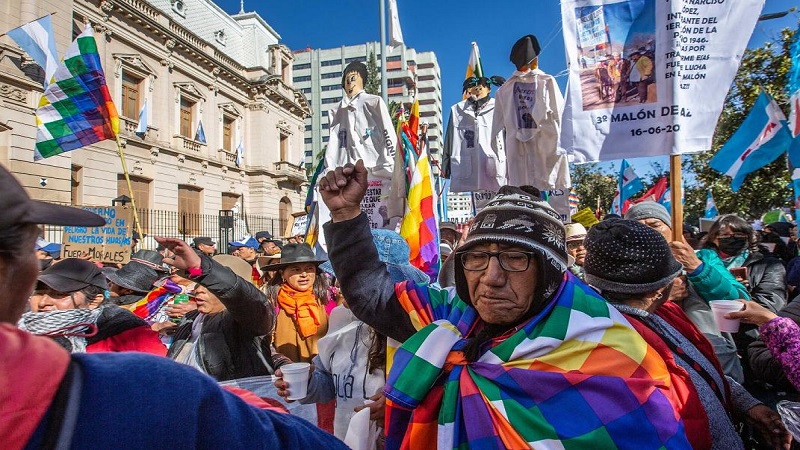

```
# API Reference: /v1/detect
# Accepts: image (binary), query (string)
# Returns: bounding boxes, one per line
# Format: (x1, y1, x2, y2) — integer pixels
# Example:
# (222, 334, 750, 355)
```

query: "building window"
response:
(279, 197, 292, 237)
(322, 136, 329, 143)
(321, 111, 328, 116)
(121, 73, 141, 119)
(321, 60, 340, 67)
(71, 165, 82, 206)
(322, 123, 329, 129)
(280, 133, 289, 162)
(305, 124, 312, 131)
(118, 174, 151, 231)
(321, 97, 340, 104)
(179, 99, 194, 138)
(295, 63, 311, 70)
(304, 137, 312, 144)
(214, 30, 227, 46)
(178, 185, 202, 235)
(345, 56, 366, 64)
(171, 0, 186, 17)
(293, 75, 311, 82)
(301, 88, 311, 93)
(321, 72, 341, 79)
(387, 55, 402, 62)
(222, 192, 240, 211)
(321, 84, 339, 91)
(388, 78, 405, 88)
(222, 116, 233, 151)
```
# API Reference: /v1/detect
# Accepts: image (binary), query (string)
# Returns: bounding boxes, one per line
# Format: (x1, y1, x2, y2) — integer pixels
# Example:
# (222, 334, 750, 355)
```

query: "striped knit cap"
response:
(454, 186, 567, 303)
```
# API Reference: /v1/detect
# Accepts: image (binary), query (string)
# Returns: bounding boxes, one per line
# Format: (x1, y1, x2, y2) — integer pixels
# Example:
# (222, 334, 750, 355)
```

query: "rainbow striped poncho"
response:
(384, 272, 690, 449)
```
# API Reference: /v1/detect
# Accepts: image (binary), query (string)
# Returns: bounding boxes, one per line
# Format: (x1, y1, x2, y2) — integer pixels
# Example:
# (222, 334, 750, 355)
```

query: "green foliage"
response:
(365, 51, 381, 96)
(389, 101, 401, 129)
(686, 26, 796, 220)
(571, 163, 618, 212)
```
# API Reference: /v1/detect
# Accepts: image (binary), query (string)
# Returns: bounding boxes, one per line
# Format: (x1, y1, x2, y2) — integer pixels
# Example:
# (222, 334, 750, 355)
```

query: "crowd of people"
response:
(6, 157, 800, 449)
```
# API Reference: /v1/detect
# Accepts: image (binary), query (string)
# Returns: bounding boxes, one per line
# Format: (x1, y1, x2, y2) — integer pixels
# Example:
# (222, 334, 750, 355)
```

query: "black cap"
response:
(193, 236, 216, 247)
(255, 231, 272, 241)
(38, 258, 108, 293)
(0, 164, 105, 229)
(510, 35, 541, 68)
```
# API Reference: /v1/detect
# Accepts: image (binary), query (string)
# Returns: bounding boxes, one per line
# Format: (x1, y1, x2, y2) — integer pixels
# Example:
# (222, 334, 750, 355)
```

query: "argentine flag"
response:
(705, 190, 718, 218)
(710, 92, 792, 192)
(611, 159, 643, 215)
(7, 15, 59, 88)
(194, 119, 207, 144)
(134, 100, 148, 138)
(235, 138, 244, 167)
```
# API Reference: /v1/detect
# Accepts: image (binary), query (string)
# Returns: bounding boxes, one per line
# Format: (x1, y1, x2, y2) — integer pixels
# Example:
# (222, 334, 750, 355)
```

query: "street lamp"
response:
(112, 194, 131, 207)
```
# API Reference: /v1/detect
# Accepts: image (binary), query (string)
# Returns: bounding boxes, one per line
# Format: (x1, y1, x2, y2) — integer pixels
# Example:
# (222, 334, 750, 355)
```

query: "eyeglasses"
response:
(460, 250, 535, 272)
(567, 241, 585, 250)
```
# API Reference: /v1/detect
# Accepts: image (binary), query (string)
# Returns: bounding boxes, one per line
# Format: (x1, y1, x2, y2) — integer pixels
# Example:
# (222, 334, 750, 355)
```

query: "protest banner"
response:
(62, 206, 132, 264)
(561, 0, 764, 163)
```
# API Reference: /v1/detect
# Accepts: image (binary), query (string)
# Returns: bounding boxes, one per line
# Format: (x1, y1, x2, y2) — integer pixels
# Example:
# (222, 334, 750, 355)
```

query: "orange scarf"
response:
(277, 284, 321, 339)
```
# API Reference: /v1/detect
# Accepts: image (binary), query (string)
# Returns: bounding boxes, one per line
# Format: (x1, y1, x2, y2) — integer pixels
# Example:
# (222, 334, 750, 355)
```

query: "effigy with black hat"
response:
(443, 49, 508, 194)
(492, 33, 570, 191)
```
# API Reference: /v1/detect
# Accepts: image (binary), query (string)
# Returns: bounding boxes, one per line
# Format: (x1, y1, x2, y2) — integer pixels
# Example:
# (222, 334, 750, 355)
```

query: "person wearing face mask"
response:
(701, 215, 786, 391)
(442, 74, 507, 194)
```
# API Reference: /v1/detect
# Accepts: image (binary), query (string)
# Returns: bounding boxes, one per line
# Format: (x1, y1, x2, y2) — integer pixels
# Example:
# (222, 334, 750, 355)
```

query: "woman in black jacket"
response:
(157, 238, 280, 381)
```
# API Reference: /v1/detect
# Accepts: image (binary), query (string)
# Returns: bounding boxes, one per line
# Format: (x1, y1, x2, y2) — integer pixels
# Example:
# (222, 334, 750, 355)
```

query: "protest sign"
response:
(544, 189, 571, 223)
(471, 190, 497, 214)
(572, 207, 600, 229)
(62, 206, 132, 264)
(285, 212, 310, 238)
(561, 0, 764, 162)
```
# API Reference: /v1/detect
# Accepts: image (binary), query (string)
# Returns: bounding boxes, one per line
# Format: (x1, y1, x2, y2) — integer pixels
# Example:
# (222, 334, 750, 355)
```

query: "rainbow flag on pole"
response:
(463, 42, 483, 100)
(34, 25, 119, 160)
(399, 143, 440, 282)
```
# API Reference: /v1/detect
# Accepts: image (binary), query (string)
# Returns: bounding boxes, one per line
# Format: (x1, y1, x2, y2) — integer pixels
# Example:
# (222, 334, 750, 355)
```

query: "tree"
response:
(686, 27, 796, 220)
(365, 50, 380, 96)
(570, 163, 618, 213)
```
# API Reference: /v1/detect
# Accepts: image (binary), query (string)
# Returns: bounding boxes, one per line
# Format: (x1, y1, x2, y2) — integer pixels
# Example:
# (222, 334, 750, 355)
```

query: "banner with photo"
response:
(561, 0, 764, 163)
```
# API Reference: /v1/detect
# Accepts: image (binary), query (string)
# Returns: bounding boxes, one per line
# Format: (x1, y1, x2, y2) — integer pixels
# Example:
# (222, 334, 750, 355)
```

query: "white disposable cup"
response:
(709, 300, 745, 332)
(281, 362, 311, 400)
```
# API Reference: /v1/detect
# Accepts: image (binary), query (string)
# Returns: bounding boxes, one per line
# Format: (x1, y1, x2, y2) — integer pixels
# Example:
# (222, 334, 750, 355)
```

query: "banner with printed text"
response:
(561, 0, 765, 163)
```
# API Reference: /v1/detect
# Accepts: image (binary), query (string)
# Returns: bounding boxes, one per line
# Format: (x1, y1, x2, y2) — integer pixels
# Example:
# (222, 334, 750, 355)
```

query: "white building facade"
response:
(0, 0, 310, 240)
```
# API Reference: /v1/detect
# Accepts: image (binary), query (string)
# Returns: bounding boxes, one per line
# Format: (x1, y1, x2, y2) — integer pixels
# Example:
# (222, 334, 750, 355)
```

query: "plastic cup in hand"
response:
(709, 300, 745, 332)
(281, 362, 311, 401)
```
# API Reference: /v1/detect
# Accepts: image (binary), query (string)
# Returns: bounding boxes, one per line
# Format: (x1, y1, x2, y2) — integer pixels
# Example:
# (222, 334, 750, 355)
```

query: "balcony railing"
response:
(174, 135, 204, 153)
(273, 161, 307, 184)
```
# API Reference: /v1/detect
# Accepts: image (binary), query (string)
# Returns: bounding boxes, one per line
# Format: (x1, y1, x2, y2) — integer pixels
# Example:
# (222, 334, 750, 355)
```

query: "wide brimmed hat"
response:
(106, 261, 160, 293)
(320, 229, 429, 284)
(565, 223, 587, 242)
(0, 164, 105, 229)
(38, 258, 108, 293)
(130, 249, 170, 273)
(267, 243, 326, 271)
(257, 254, 282, 270)
(213, 254, 255, 283)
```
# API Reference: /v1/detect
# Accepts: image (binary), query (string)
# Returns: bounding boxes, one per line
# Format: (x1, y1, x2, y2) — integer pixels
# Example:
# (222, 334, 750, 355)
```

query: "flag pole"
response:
(670, 154, 684, 240)
(0, 12, 57, 37)
(114, 135, 145, 248)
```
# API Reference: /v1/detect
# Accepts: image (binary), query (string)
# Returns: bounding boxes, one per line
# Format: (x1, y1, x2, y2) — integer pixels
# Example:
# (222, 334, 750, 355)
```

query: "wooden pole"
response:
(115, 136, 145, 248)
(670, 154, 684, 240)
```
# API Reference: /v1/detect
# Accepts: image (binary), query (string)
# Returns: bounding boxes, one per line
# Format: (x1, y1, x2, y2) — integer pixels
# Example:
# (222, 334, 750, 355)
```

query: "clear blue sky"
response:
(218, 0, 799, 179)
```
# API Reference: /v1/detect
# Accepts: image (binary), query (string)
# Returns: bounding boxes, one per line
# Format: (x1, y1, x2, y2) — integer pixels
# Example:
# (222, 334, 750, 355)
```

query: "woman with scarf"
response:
(582, 219, 790, 450)
(264, 243, 330, 363)
(20, 258, 165, 355)
(319, 160, 691, 449)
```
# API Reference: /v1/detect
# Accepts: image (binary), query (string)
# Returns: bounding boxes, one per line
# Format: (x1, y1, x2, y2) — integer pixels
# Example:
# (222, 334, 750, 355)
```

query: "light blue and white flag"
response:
(705, 190, 718, 218)
(660, 188, 672, 215)
(194, 119, 207, 144)
(235, 138, 244, 167)
(134, 100, 148, 138)
(710, 92, 792, 192)
(7, 15, 59, 88)
(611, 159, 643, 215)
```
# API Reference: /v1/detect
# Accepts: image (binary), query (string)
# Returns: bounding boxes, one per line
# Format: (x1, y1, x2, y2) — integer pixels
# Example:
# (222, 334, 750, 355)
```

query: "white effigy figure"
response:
(491, 34, 570, 189)
(442, 75, 507, 194)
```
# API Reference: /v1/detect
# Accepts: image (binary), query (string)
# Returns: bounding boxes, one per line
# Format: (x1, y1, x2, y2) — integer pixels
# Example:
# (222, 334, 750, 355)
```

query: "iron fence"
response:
(43, 208, 285, 250)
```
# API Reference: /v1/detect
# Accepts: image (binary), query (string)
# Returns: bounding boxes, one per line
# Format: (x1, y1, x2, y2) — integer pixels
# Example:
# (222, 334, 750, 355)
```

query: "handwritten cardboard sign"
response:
(285, 212, 310, 238)
(62, 206, 132, 264)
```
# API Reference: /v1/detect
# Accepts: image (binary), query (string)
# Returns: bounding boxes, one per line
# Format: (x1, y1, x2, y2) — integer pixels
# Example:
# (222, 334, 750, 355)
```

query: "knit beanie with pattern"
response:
(583, 218, 681, 295)
(454, 186, 567, 303)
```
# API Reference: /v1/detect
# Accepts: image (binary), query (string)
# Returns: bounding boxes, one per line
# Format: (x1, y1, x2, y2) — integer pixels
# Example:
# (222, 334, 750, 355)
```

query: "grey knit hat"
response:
(583, 219, 681, 295)
(624, 201, 671, 228)
(454, 186, 567, 303)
